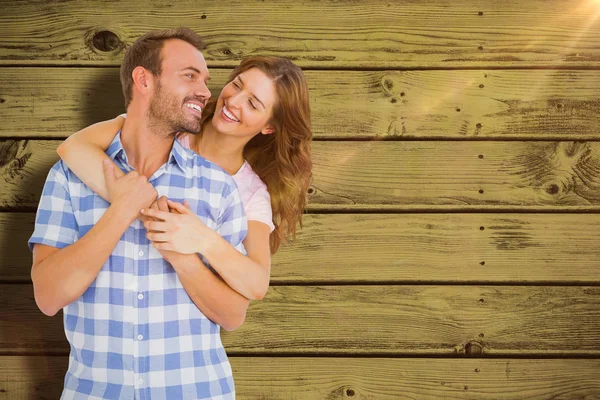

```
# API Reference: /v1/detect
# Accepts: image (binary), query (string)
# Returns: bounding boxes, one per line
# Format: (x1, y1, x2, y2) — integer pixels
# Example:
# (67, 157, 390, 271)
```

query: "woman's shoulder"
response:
(234, 161, 268, 193)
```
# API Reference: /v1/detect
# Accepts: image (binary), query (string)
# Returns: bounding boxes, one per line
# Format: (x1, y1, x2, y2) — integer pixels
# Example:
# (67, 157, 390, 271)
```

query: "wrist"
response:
(109, 199, 140, 223)
(201, 230, 227, 261)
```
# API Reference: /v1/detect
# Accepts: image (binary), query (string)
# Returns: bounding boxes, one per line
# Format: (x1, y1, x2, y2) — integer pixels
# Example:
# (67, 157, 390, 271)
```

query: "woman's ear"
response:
(261, 125, 275, 135)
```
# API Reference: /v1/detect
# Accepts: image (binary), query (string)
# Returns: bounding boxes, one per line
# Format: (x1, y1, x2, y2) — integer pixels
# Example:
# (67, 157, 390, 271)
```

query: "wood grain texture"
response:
(3, 68, 600, 140)
(2, 356, 600, 399)
(3, 140, 600, 210)
(3, 285, 599, 355)
(2, 0, 600, 68)
(5, 213, 600, 284)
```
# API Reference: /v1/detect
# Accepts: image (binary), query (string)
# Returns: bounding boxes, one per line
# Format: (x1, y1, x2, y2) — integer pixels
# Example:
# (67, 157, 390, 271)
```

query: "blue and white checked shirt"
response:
(29, 132, 247, 400)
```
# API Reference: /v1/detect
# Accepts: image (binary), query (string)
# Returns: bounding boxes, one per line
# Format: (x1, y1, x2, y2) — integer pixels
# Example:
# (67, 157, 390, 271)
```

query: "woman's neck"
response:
(190, 122, 247, 175)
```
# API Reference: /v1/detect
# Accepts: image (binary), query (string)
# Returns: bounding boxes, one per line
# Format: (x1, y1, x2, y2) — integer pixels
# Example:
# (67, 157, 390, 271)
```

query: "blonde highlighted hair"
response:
(200, 56, 312, 253)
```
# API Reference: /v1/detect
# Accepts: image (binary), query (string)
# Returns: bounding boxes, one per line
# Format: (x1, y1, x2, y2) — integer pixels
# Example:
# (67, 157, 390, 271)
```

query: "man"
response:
(29, 28, 248, 399)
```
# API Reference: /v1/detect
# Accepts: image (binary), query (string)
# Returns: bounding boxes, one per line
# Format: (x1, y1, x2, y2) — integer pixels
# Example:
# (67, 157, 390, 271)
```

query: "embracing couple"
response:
(29, 27, 312, 399)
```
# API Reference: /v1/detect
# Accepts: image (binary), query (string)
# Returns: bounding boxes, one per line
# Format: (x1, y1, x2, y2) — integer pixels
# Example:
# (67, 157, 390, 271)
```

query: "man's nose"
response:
(195, 81, 211, 100)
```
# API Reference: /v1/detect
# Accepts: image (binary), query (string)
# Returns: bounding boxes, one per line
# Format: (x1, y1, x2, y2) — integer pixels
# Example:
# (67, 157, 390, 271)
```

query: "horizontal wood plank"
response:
(5, 213, 600, 284)
(2, 140, 600, 210)
(3, 68, 600, 140)
(2, 356, 600, 399)
(2, 0, 600, 68)
(2, 285, 599, 355)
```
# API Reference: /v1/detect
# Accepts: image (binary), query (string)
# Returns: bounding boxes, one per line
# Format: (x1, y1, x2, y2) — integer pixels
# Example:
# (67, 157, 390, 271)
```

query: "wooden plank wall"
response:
(1, 0, 600, 398)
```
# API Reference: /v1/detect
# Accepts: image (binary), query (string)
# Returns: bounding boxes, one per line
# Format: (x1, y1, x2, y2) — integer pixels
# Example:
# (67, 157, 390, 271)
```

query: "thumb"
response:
(168, 199, 192, 214)
(103, 159, 117, 184)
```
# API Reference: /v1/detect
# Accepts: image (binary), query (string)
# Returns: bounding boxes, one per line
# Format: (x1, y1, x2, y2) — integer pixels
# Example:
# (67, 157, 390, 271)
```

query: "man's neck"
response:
(120, 108, 175, 178)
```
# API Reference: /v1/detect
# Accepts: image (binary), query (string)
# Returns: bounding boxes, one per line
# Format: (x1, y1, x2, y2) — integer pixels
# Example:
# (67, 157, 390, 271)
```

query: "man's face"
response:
(148, 39, 210, 134)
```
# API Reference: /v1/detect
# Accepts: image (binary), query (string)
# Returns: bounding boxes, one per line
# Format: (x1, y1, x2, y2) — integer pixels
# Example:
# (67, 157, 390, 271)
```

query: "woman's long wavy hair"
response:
(199, 56, 313, 254)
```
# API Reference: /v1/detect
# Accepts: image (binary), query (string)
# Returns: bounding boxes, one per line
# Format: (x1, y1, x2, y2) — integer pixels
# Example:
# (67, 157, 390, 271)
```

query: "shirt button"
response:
(138, 293, 144, 300)
(138, 377, 144, 385)
(137, 334, 144, 341)
(138, 250, 144, 257)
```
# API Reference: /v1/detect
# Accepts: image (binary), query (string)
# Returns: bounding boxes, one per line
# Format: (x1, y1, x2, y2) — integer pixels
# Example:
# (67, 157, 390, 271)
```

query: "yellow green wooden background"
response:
(2, 0, 600, 398)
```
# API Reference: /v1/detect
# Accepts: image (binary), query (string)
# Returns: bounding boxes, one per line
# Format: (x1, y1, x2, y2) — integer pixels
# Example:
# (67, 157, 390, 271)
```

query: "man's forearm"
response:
(168, 253, 250, 331)
(32, 204, 134, 316)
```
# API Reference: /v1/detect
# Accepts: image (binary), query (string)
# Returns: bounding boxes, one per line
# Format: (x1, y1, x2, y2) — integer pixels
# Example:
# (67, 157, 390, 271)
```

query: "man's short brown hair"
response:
(120, 27, 205, 107)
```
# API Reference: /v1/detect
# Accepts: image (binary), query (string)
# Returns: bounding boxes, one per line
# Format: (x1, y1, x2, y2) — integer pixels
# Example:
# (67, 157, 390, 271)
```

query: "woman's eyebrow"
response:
(238, 76, 266, 109)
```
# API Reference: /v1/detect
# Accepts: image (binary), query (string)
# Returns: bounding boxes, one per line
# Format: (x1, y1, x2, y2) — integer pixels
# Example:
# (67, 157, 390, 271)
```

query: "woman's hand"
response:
(141, 198, 215, 255)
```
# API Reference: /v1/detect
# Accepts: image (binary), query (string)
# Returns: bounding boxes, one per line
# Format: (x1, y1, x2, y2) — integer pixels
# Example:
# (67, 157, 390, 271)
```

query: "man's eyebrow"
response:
(237, 76, 265, 109)
(182, 67, 201, 74)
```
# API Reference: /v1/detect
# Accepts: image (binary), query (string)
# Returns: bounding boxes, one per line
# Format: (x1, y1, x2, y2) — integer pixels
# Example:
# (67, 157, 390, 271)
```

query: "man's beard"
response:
(147, 81, 203, 135)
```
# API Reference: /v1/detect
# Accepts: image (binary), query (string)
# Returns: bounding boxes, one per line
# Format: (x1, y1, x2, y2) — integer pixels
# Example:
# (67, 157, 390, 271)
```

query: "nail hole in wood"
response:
(479, 84, 485, 88)
(0, 98, 5, 104)
(476, 123, 482, 129)
(479, 226, 485, 231)
(475, 368, 481, 373)
(480, 261, 485, 266)
(478, 154, 484, 159)
(456, 107, 461, 112)
(478, 46, 484, 50)
(201, 14, 207, 19)
(478, 11, 484, 16)
(479, 189, 484, 194)
(400, 91, 405, 97)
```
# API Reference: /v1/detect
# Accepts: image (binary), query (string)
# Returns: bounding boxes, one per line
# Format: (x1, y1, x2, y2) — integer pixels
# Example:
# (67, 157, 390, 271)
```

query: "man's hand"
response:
(103, 160, 157, 221)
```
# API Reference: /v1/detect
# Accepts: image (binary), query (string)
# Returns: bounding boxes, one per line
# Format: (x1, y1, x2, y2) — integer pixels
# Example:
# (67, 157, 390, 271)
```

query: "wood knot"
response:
(479, 84, 485, 88)
(380, 75, 402, 96)
(345, 388, 356, 397)
(92, 30, 122, 52)
(0, 98, 5, 104)
(478, 46, 484, 51)
(222, 48, 233, 55)
(307, 186, 316, 195)
(0, 140, 20, 168)
(476, 123, 482, 129)
(546, 184, 560, 195)
(201, 14, 207, 19)
(465, 340, 483, 356)
(478, 11, 484, 16)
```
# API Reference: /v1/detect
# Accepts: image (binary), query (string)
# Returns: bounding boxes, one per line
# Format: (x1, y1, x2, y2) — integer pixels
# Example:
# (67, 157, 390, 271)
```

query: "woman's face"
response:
(212, 67, 277, 139)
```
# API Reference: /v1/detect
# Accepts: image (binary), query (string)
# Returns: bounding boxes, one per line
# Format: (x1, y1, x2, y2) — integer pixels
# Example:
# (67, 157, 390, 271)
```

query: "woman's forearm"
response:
(57, 117, 126, 201)
(201, 225, 271, 301)
(167, 252, 250, 331)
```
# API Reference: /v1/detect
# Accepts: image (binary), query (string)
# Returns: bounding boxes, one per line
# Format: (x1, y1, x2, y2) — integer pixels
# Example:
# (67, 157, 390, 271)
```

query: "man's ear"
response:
(261, 125, 275, 135)
(132, 66, 153, 95)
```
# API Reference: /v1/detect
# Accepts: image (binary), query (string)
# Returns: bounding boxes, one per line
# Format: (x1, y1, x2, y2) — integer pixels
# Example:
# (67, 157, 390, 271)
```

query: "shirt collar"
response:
(106, 131, 188, 173)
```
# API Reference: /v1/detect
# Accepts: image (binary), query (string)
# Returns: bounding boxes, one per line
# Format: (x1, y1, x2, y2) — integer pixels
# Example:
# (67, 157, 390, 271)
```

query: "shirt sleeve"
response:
(217, 177, 248, 255)
(245, 185, 275, 232)
(28, 161, 78, 251)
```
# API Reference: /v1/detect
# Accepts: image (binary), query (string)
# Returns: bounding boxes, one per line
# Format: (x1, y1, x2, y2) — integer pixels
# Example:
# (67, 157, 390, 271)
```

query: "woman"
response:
(57, 56, 312, 301)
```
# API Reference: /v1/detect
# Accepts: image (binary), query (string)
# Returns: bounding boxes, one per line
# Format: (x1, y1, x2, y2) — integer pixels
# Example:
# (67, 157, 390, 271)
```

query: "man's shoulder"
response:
(184, 151, 239, 193)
